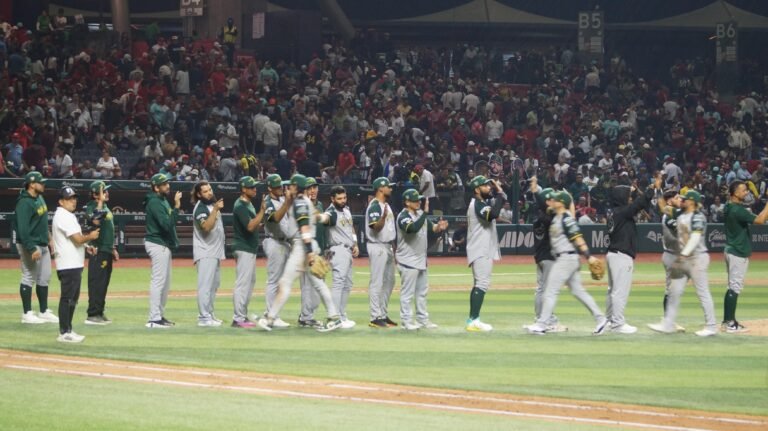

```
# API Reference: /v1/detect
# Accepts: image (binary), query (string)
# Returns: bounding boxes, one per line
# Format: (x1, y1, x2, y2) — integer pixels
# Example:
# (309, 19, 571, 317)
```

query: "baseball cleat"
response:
(316, 318, 342, 333)
(85, 315, 111, 326)
(272, 318, 291, 328)
(647, 322, 674, 334)
(610, 323, 638, 334)
(57, 332, 85, 343)
(197, 319, 223, 327)
(340, 319, 356, 329)
(298, 319, 323, 329)
(160, 317, 175, 326)
(401, 321, 421, 331)
(384, 317, 398, 327)
(38, 309, 60, 323)
(525, 324, 547, 335)
(419, 321, 439, 329)
(145, 319, 173, 329)
(694, 328, 718, 337)
(21, 311, 46, 324)
(592, 316, 609, 335)
(465, 318, 493, 332)
(257, 317, 274, 331)
(231, 319, 256, 328)
(368, 319, 388, 328)
(675, 323, 686, 332)
(722, 320, 748, 333)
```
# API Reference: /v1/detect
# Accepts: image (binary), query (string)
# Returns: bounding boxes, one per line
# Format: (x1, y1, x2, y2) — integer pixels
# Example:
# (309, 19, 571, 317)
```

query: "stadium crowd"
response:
(2, 12, 768, 223)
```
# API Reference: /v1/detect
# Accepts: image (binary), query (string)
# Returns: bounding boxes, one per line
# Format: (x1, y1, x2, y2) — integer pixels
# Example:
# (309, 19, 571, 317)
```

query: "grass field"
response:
(0, 258, 766, 430)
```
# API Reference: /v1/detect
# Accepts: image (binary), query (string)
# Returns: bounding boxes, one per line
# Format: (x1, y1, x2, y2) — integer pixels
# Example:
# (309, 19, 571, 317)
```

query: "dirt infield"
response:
(741, 319, 768, 336)
(0, 349, 765, 431)
(3, 252, 767, 270)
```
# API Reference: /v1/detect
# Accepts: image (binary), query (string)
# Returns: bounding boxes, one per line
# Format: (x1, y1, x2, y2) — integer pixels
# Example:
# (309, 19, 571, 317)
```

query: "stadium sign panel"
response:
(180, 0, 204, 17)
(577, 10, 604, 63)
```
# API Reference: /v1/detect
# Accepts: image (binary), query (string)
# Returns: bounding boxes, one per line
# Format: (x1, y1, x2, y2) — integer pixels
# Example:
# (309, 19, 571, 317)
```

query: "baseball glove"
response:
(589, 258, 605, 280)
(309, 255, 331, 279)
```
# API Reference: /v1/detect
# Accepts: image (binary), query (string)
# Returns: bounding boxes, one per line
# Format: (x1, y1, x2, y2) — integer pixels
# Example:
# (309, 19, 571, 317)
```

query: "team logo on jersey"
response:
(101, 260, 108, 269)
(37, 205, 47, 216)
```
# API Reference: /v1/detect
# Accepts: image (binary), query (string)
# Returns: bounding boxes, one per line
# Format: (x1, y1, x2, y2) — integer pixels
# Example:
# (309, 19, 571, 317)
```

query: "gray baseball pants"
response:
(330, 245, 354, 320)
(662, 253, 716, 331)
(18, 244, 51, 288)
(725, 253, 748, 295)
(471, 256, 493, 292)
(605, 251, 634, 327)
(536, 254, 603, 326)
(271, 239, 338, 320)
(298, 270, 321, 322)
(262, 238, 290, 317)
(145, 242, 172, 322)
(662, 251, 676, 294)
(196, 257, 221, 322)
(535, 259, 556, 324)
(368, 242, 395, 320)
(398, 264, 429, 325)
(233, 251, 257, 323)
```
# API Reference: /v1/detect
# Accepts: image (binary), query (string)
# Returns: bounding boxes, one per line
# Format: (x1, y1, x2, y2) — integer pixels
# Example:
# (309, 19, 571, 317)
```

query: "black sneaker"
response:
(723, 320, 748, 333)
(159, 317, 176, 326)
(316, 318, 342, 333)
(85, 315, 109, 326)
(145, 320, 172, 329)
(384, 317, 398, 327)
(368, 319, 388, 328)
(298, 319, 323, 328)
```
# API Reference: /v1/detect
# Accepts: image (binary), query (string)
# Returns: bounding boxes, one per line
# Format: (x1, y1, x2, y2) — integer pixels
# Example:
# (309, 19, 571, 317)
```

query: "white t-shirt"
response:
(52, 207, 85, 270)
(420, 169, 436, 198)
(97, 156, 119, 179)
(175, 70, 190, 95)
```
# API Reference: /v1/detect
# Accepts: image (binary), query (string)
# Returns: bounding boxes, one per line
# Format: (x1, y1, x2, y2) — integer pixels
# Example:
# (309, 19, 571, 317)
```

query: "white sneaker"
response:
(593, 316, 608, 335)
(38, 309, 59, 323)
(22, 311, 46, 324)
(57, 332, 85, 343)
(647, 322, 674, 334)
(402, 321, 421, 331)
(272, 317, 291, 328)
(257, 317, 273, 331)
(197, 319, 223, 327)
(695, 328, 717, 337)
(611, 323, 638, 334)
(419, 321, 439, 329)
(465, 319, 493, 332)
(675, 323, 686, 333)
(525, 324, 547, 335)
(340, 319, 356, 329)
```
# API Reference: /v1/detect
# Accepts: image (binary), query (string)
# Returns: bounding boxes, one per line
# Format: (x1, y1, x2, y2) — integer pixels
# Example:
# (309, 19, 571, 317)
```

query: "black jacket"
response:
(606, 186, 653, 258)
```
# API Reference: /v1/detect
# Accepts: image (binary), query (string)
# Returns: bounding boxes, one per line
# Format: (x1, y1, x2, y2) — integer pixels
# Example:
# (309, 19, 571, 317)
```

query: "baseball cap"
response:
(402, 189, 423, 202)
(681, 190, 702, 204)
(150, 173, 170, 186)
(540, 187, 555, 200)
(59, 186, 78, 199)
(290, 174, 308, 190)
(265, 174, 283, 188)
(90, 180, 111, 193)
(468, 175, 492, 189)
(239, 176, 258, 189)
(305, 177, 318, 187)
(372, 177, 392, 191)
(552, 191, 572, 206)
(24, 171, 47, 185)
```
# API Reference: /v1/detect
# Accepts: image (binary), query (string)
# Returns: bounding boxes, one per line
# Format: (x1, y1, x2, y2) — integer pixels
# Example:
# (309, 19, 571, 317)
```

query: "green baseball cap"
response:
(24, 171, 47, 185)
(265, 174, 283, 188)
(290, 174, 308, 190)
(239, 176, 258, 189)
(150, 173, 170, 186)
(90, 180, 111, 193)
(468, 175, 492, 189)
(552, 191, 572, 206)
(541, 187, 554, 200)
(402, 188, 423, 202)
(372, 177, 391, 191)
(305, 177, 318, 187)
(681, 190, 702, 204)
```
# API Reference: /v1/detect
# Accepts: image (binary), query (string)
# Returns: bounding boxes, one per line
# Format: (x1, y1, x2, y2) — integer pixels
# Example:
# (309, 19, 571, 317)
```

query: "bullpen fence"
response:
(3, 211, 768, 259)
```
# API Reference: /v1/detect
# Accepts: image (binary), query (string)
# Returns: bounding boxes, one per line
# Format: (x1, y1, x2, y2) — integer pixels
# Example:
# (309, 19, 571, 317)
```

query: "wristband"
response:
(304, 242, 313, 254)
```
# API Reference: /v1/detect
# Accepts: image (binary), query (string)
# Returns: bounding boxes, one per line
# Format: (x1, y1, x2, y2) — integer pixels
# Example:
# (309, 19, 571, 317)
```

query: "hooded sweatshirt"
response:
(14, 189, 49, 253)
(143, 192, 179, 250)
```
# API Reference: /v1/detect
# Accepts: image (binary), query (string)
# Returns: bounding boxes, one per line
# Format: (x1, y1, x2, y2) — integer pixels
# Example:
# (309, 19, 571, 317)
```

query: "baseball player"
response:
(658, 189, 686, 332)
(526, 191, 608, 335)
(52, 187, 100, 342)
(14, 171, 58, 324)
(604, 175, 661, 334)
(231, 176, 266, 328)
(257, 174, 341, 332)
(192, 180, 226, 327)
(260, 173, 296, 328)
(318, 185, 359, 329)
(465, 175, 506, 332)
(84, 181, 117, 325)
(648, 190, 717, 337)
(297, 177, 323, 328)
(366, 177, 397, 328)
(396, 189, 448, 330)
(144, 173, 181, 329)
(528, 177, 564, 332)
(722, 180, 768, 333)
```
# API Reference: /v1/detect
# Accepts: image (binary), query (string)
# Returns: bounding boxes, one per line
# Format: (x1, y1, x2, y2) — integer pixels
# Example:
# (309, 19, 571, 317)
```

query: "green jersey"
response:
(143, 192, 179, 251)
(14, 190, 49, 253)
(724, 202, 756, 258)
(232, 198, 259, 254)
(86, 200, 115, 253)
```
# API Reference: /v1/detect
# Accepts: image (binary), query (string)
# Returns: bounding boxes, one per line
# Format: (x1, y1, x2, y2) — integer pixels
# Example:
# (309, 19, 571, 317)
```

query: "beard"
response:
(481, 190, 492, 199)
(200, 195, 217, 205)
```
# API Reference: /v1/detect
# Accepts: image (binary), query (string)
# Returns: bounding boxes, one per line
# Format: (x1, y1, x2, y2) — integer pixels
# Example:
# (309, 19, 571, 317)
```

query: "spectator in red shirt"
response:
(336, 144, 356, 183)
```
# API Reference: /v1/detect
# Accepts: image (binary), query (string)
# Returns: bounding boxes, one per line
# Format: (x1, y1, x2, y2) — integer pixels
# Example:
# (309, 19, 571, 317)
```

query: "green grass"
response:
(1, 260, 767, 424)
